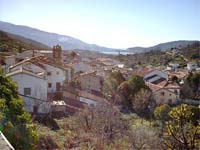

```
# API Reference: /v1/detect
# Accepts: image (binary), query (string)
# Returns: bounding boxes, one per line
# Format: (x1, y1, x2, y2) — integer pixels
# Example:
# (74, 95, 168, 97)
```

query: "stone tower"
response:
(53, 44, 62, 61)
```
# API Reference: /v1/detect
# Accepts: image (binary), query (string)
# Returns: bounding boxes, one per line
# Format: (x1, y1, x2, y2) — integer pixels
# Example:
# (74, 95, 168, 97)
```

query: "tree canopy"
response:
(164, 104, 200, 149)
(0, 68, 38, 150)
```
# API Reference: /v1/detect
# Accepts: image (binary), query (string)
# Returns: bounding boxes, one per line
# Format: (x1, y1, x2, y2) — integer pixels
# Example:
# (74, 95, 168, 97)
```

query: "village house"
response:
(153, 88, 179, 105)
(62, 83, 106, 113)
(76, 71, 104, 93)
(9, 56, 72, 93)
(151, 81, 181, 105)
(136, 68, 181, 105)
(136, 68, 168, 84)
(166, 63, 180, 71)
(10, 45, 72, 94)
(146, 78, 181, 105)
(167, 69, 188, 84)
(187, 62, 198, 71)
(7, 68, 50, 114)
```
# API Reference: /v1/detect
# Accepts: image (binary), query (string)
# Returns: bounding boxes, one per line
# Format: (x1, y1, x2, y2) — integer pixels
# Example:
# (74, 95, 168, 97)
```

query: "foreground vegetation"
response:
(35, 102, 199, 150)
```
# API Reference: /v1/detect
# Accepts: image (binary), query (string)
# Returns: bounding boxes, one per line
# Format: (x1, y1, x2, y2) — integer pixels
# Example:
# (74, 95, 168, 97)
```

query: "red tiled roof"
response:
(11, 56, 71, 70)
(164, 81, 181, 89)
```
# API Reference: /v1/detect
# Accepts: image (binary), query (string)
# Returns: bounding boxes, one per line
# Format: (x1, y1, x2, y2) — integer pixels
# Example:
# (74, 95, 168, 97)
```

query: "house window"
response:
(174, 90, 178, 94)
(47, 72, 51, 76)
(160, 92, 165, 96)
(57, 71, 59, 75)
(24, 88, 31, 95)
(48, 83, 52, 88)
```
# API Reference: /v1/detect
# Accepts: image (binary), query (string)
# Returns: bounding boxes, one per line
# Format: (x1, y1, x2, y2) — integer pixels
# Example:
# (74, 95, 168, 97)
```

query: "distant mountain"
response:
(127, 40, 200, 53)
(0, 30, 49, 52)
(0, 21, 121, 52)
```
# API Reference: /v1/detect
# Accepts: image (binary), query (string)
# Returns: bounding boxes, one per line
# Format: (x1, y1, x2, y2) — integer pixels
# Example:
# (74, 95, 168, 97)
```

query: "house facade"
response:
(9, 56, 72, 93)
(147, 80, 181, 105)
(187, 62, 198, 71)
(153, 88, 179, 105)
(76, 71, 104, 92)
(7, 69, 50, 114)
(45, 64, 68, 93)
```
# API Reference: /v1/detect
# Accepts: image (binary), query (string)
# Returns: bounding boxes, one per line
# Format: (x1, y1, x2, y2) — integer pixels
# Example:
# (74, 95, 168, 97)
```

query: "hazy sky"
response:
(0, 0, 199, 48)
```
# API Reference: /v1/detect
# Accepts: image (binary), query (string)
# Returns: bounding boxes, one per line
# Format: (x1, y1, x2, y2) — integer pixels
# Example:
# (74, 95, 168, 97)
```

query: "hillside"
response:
(0, 30, 49, 53)
(0, 21, 121, 52)
(117, 41, 200, 68)
(127, 40, 200, 53)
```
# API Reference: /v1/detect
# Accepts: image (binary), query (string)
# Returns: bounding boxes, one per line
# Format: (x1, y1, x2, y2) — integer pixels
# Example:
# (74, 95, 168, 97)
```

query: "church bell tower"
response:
(53, 44, 62, 61)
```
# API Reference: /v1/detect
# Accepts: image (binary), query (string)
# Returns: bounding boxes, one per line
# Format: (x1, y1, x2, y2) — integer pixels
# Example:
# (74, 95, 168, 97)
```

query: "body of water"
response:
(101, 51, 134, 55)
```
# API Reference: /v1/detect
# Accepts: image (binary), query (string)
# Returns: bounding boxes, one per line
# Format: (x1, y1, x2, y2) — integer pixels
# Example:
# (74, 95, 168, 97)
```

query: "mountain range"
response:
(0, 20, 199, 54)
(0, 30, 49, 53)
(0, 21, 120, 52)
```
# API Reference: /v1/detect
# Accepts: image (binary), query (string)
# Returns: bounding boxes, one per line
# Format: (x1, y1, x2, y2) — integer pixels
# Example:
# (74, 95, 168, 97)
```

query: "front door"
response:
(56, 82, 61, 91)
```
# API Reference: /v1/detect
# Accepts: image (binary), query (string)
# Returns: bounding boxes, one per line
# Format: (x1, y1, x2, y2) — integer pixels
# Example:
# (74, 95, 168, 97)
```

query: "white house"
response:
(187, 62, 198, 71)
(45, 63, 69, 93)
(9, 56, 72, 93)
(7, 68, 50, 114)
(168, 63, 180, 71)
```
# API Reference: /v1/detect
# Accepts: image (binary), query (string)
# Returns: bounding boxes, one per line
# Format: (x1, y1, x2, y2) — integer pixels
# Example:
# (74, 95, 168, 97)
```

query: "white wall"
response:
(78, 74, 102, 92)
(10, 73, 50, 114)
(45, 64, 66, 93)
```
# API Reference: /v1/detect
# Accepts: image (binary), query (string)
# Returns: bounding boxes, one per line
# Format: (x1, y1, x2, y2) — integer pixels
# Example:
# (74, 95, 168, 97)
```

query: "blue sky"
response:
(0, 0, 199, 48)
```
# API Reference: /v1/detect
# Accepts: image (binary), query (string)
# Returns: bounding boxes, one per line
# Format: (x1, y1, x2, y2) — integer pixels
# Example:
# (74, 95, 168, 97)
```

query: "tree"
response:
(109, 70, 125, 85)
(103, 71, 125, 103)
(164, 104, 200, 149)
(128, 74, 148, 95)
(171, 76, 178, 83)
(154, 104, 171, 133)
(132, 88, 154, 118)
(180, 80, 194, 99)
(186, 72, 200, 99)
(74, 103, 128, 146)
(0, 68, 38, 149)
(70, 51, 78, 59)
(118, 81, 132, 107)
(118, 74, 151, 111)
